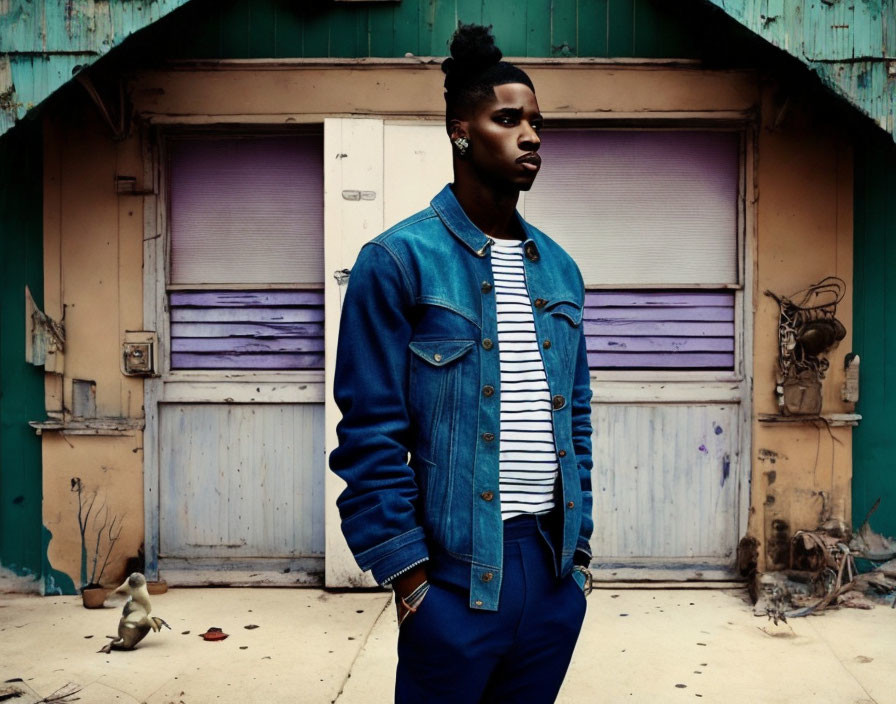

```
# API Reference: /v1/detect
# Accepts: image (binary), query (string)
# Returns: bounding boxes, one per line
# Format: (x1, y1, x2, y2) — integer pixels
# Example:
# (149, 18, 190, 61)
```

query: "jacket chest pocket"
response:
(545, 300, 584, 370)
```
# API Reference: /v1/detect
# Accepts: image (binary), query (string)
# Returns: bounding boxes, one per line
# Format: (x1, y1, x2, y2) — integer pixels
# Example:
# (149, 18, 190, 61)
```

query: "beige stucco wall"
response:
(40, 61, 853, 589)
(750, 90, 854, 571)
(42, 102, 146, 588)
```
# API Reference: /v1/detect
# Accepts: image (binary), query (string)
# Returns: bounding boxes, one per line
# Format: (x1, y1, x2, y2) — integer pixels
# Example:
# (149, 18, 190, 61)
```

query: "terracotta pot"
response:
(147, 580, 168, 595)
(82, 587, 107, 609)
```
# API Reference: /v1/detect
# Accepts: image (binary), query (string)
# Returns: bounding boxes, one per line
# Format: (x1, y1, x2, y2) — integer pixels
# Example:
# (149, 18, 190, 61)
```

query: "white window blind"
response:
(169, 135, 324, 285)
(522, 130, 739, 286)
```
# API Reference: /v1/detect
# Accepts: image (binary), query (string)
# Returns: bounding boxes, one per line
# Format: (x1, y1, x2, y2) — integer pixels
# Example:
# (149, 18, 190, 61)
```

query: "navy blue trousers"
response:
(395, 514, 587, 703)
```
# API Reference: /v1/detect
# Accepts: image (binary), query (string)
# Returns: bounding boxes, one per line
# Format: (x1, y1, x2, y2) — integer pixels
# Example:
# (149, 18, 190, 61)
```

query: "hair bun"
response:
(442, 24, 502, 80)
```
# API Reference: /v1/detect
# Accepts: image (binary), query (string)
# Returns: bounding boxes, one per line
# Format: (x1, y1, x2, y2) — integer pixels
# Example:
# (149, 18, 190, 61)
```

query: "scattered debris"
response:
(753, 502, 896, 620)
(0, 682, 83, 704)
(244, 624, 259, 630)
(200, 627, 229, 641)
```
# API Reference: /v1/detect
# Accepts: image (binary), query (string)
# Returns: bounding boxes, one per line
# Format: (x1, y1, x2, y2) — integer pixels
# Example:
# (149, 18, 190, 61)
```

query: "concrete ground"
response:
(1, 586, 894, 704)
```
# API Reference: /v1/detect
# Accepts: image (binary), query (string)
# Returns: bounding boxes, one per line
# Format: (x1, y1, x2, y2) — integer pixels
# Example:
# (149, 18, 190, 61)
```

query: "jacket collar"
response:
(431, 184, 541, 260)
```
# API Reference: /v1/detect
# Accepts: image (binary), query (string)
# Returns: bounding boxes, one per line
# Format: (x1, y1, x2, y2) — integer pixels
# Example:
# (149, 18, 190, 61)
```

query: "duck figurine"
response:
(99, 572, 170, 653)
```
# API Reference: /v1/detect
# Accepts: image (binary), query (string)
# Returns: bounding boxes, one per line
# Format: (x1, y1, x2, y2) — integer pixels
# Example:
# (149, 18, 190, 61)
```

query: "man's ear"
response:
(448, 118, 468, 141)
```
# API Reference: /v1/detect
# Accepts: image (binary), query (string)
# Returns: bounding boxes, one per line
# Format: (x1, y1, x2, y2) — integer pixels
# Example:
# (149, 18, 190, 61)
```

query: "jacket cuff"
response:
(354, 526, 430, 585)
(574, 547, 592, 567)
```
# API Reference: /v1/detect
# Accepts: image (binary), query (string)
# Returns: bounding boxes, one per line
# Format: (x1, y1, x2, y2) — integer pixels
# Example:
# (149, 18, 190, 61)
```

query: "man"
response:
(329, 24, 594, 703)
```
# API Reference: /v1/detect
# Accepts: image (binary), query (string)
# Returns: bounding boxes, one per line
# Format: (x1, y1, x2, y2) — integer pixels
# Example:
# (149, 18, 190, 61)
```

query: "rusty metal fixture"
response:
(766, 277, 846, 415)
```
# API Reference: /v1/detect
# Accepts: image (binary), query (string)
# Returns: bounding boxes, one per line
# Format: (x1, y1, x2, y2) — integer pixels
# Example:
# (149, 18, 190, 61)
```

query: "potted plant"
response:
(71, 477, 124, 608)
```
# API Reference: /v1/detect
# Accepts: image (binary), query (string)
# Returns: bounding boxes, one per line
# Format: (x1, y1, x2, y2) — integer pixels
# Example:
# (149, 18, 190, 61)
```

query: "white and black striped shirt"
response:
(491, 240, 558, 520)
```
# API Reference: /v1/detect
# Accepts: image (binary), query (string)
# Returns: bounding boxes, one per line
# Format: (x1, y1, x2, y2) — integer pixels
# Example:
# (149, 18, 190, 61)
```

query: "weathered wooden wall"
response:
(141, 0, 698, 60)
(0, 121, 46, 591)
(707, 0, 896, 139)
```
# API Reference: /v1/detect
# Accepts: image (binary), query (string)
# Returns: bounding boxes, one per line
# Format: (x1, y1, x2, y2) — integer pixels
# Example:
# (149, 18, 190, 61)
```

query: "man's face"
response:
(461, 82, 543, 192)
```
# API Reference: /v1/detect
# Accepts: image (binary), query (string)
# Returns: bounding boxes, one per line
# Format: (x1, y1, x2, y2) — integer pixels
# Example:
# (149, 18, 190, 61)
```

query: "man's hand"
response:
(393, 565, 428, 625)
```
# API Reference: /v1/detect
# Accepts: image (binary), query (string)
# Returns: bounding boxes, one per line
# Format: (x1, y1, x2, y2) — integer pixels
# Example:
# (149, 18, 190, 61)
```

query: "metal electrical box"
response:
(122, 331, 158, 376)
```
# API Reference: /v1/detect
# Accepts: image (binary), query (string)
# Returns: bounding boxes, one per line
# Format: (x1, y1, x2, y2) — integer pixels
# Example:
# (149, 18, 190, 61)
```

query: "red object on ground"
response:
(200, 627, 229, 641)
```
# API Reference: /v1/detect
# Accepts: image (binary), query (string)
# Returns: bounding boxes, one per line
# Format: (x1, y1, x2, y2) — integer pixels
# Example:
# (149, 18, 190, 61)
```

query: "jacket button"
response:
(543, 339, 551, 349)
(525, 243, 539, 262)
(433, 353, 442, 362)
(475, 600, 483, 606)
(482, 338, 494, 350)
(534, 298, 546, 308)
(483, 385, 495, 397)
(482, 572, 494, 582)
(481, 281, 493, 293)
(567, 501, 575, 509)
(558, 449, 567, 458)
(480, 490, 494, 501)
(482, 432, 495, 442)
(552, 394, 565, 409)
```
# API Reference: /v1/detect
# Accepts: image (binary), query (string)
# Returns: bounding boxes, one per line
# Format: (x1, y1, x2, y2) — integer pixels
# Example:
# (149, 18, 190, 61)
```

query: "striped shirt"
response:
(490, 240, 558, 520)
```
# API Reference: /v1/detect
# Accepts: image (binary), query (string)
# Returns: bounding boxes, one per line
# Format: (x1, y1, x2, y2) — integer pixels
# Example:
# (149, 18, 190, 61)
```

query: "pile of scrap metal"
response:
(752, 504, 896, 624)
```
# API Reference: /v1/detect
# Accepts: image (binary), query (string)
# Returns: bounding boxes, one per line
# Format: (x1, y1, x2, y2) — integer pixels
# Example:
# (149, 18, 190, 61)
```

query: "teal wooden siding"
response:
(0, 0, 194, 137)
(143, 0, 698, 60)
(853, 132, 896, 540)
(0, 119, 45, 587)
(707, 0, 896, 141)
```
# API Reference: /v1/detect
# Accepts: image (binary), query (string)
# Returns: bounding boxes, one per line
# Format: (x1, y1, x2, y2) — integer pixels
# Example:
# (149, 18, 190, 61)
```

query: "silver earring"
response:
(453, 136, 469, 156)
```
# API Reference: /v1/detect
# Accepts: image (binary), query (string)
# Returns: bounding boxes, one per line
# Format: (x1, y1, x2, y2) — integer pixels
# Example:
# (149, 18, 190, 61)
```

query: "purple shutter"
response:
(585, 291, 735, 370)
(169, 136, 324, 285)
(170, 290, 324, 370)
(524, 130, 739, 286)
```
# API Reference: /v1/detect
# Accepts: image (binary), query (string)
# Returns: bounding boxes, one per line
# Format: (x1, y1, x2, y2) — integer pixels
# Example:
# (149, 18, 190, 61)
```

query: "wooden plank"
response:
(455, 0, 484, 28)
(577, 0, 609, 57)
(247, 0, 277, 58)
(219, 0, 250, 59)
(302, 4, 331, 57)
(273, 3, 305, 58)
(392, 0, 420, 56)
(583, 305, 734, 322)
(428, 0, 458, 57)
(171, 337, 325, 353)
(171, 307, 325, 323)
(586, 336, 734, 352)
(367, 5, 395, 57)
(586, 291, 735, 307)
(524, 0, 550, 56)
(169, 290, 324, 307)
(606, 0, 634, 57)
(171, 322, 324, 338)
(588, 352, 734, 368)
(550, 0, 578, 56)
(583, 320, 735, 336)
(330, 4, 362, 58)
(171, 352, 325, 369)
(485, 0, 528, 57)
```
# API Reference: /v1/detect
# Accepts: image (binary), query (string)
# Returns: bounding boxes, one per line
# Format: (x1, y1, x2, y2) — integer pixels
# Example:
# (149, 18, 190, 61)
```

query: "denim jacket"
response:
(330, 184, 593, 611)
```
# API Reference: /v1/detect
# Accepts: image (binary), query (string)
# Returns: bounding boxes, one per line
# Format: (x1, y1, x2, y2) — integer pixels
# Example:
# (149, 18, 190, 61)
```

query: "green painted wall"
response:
(0, 118, 45, 587)
(142, 0, 699, 60)
(853, 131, 896, 540)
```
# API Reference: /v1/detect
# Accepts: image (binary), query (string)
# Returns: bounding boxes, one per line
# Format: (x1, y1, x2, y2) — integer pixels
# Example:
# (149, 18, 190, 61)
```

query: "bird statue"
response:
(99, 572, 170, 653)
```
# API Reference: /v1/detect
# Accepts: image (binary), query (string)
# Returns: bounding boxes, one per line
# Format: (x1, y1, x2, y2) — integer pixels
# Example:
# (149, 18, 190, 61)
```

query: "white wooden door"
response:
(145, 134, 327, 586)
(323, 118, 454, 586)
